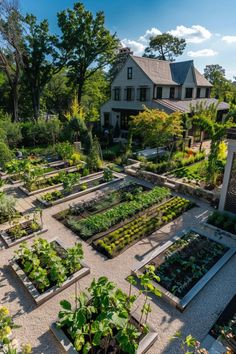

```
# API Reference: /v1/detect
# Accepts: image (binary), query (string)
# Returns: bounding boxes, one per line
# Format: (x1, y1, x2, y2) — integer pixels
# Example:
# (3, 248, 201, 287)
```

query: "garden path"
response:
(0, 176, 236, 354)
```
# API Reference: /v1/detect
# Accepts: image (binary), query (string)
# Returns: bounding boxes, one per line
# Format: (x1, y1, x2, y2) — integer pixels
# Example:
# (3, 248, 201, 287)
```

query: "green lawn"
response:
(170, 160, 207, 181)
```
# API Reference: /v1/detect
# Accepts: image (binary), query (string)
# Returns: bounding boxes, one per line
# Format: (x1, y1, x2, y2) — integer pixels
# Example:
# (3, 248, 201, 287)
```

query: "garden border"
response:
(37, 172, 124, 207)
(202, 221, 236, 240)
(0, 225, 48, 248)
(131, 228, 236, 311)
(10, 239, 90, 305)
(50, 312, 158, 354)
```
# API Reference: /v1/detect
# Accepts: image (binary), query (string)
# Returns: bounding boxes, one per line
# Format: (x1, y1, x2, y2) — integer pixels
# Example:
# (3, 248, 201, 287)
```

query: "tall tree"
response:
(22, 14, 58, 120)
(143, 33, 186, 61)
(81, 69, 109, 123)
(0, 0, 23, 121)
(203, 64, 231, 99)
(57, 2, 119, 103)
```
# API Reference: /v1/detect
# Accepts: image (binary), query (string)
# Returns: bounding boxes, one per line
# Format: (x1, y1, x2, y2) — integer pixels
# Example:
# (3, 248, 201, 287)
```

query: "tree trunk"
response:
(31, 86, 40, 121)
(77, 84, 83, 104)
(11, 85, 19, 122)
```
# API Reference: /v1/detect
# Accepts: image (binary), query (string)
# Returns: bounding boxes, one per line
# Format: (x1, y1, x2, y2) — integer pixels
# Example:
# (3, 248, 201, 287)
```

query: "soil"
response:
(142, 232, 228, 299)
(6, 221, 41, 242)
(210, 294, 236, 339)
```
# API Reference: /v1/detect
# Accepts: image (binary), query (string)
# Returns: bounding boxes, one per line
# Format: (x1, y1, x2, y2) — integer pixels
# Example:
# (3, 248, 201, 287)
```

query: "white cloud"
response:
(187, 49, 218, 57)
(222, 35, 236, 43)
(121, 39, 145, 56)
(168, 25, 212, 43)
(138, 27, 162, 44)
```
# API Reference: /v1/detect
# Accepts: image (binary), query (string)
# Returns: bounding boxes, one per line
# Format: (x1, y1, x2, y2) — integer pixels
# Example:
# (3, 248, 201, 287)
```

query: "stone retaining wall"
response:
(125, 159, 219, 204)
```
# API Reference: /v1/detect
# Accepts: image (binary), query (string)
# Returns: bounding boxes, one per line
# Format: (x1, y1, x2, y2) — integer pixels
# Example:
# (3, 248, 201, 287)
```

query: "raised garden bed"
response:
(9, 161, 81, 184)
(64, 186, 171, 241)
(19, 168, 86, 196)
(0, 220, 47, 248)
(50, 277, 158, 354)
(54, 182, 148, 223)
(202, 294, 236, 353)
(93, 196, 194, 258)
(132, 229, 236, 311)
(10, 238, 89, 305)
(37, 172, 124, 207)
(207, 211, 236, 236)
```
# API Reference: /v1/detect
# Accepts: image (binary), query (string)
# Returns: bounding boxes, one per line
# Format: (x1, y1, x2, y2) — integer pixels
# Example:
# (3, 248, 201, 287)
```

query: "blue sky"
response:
(21, 0, 236, 79)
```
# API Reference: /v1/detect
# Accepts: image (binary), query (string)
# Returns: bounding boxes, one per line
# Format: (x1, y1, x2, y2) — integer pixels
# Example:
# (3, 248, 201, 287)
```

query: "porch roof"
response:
(154, 98, 229, 113)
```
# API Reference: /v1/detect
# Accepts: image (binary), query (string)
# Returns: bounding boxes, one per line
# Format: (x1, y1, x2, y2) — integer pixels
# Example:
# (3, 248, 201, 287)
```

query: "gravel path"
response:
(1, 176, 236, 354)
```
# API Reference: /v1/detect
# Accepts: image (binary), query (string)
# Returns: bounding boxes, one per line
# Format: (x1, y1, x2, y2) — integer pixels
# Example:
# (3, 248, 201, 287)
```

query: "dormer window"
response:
(169, 87, 175, 99)
(197, 88, 201, 98)
(127, 67, 132, 80)
(185, 88, 193, 99)
(156, 87, 162, 99)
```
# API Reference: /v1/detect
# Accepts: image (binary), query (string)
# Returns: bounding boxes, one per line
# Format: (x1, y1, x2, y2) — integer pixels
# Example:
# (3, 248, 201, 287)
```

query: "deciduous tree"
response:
(57, 2, 119, 103)
(22, 14, 58, 120)
(131, 106, 183, 148)
(0, 0, 24, 121)
(143, 33, 186, 61)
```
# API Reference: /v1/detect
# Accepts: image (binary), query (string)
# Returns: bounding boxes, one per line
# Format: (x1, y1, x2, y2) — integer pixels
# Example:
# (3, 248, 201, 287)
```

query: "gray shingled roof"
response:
(131, 56, 178, 85)
(131, 55, 212, 87)
(154, 98, 229, 113)
(194, 68, 213, 87)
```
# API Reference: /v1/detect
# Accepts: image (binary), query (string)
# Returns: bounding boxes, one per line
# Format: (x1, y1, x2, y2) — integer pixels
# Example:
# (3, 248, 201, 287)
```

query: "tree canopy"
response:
(57, 2, 119, 102)
(131, 107, 183, 147)
(143, 33, 186, 61)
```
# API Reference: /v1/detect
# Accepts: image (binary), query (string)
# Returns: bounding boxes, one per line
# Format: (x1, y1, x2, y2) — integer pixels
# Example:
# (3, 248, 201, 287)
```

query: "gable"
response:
(183, 64, 196, 86)
(112, 56, 153, 87)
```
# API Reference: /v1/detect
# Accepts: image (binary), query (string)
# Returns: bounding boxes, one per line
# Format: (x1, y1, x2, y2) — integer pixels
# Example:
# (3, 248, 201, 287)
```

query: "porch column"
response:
(219, 128, 236, 214)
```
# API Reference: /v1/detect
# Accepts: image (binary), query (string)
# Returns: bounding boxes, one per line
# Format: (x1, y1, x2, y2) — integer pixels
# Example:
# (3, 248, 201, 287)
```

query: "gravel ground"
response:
(1, 176, 236, 354)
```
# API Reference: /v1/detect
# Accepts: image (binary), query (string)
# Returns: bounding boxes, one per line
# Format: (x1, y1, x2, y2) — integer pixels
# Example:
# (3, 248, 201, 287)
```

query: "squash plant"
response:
(57, 270, 159, 354)
(14, 239, 84, 292)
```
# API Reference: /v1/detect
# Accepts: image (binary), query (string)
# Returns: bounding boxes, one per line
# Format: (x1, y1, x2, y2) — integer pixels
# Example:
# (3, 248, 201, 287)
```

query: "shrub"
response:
(0, 142, 13, 168)
(0, 193, 16, 223)
(55, 142, 74, 161)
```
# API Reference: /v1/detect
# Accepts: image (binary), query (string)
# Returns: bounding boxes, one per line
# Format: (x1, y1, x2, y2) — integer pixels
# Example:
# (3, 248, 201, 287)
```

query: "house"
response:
(101, 54, 229, 140)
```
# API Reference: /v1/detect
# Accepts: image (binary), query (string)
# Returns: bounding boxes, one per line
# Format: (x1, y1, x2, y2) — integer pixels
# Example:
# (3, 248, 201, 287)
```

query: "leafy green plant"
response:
(14, 238, 84, 293)
(94, 196, 192, 258)
(55, 142, 74, 161)
(103, 167, 113, 182)
(0, 142, 13, 169)
(0, 193, 17, 224)
(173, 332, 208, 354)
(61, 172, 81, 193)
(57, 273, 157, 354)
(67, 186, 171, 239)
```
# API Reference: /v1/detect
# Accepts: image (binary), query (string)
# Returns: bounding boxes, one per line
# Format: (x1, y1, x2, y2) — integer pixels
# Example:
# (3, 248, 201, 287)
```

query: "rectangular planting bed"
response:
(51, 311, 157, 354)
(19, 168, 85, 196)
(59, 186, 171, 243)
(0, 220, 47, 248)
(93, 196, 194, 258)
(37, 172, 124, 207)
(53, 182, 149, 222)
(10, 239, 90, 305)
(132, 229, 236, 311)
